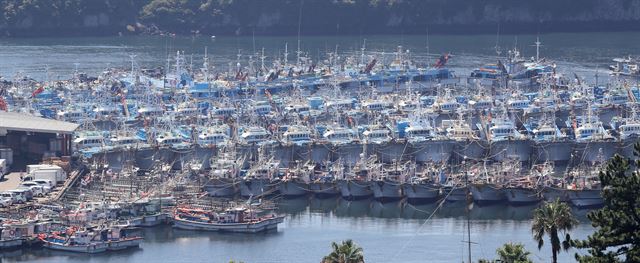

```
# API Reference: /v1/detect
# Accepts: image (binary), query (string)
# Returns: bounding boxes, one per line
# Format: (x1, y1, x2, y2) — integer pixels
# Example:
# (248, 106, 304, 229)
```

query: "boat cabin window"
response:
(623, 126, 640, 132)
(408, 129, 431, 136)
(537, 130, 555, 136)
(492, 128, 513, 135)
(78, 138, 103, 145)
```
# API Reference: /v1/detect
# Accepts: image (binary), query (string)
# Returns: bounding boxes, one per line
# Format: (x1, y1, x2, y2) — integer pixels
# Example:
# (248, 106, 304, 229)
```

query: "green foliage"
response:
(322, 239, 365, 263)
(496, 242, 533, 263)
(573, 144, 640, 262)
(531, 199, 578, 263)
(0, 0, 636, 36)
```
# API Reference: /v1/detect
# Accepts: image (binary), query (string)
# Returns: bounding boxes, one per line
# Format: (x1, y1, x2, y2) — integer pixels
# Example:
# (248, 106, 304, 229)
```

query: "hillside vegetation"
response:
(1, 0, 639, 37)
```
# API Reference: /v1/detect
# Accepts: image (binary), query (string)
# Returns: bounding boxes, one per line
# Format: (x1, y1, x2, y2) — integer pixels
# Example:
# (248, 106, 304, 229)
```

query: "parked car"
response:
(19, 182, 49, 196)
(1, 191, 24, 204)
(8, 189, 33, 202)
(0, 196, 12, 207)
(32, 179, 55, 189)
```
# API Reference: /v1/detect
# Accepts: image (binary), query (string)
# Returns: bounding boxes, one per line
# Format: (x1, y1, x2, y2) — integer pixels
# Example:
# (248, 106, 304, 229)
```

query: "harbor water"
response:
(2, 32, 640, 82)
(2, 198, 594, 263)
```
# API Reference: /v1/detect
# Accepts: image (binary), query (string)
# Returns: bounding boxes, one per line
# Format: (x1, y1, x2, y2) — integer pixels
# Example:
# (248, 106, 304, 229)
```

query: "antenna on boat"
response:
(361, 38, 367, 66)
(425, 25, 430, 56)
(532, 36, 542, 61)
(129, 54, 137, 82)
(284, 43, 289, 66)
(494, 23, 501, 57)
(260, 48, 266, 72)
(463, 156, 474, 263)
(203, 47, 209, 82)
(252, 29, 256, 55)
(296, 0, 304, 67)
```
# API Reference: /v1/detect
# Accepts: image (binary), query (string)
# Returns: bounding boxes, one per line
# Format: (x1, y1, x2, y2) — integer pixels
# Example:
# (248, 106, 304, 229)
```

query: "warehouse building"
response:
(0, 111, 79, 171)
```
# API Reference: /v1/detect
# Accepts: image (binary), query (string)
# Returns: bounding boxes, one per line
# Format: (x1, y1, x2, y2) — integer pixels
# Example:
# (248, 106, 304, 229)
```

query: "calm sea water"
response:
(3, 198, 594, 263)
(0, 33, 623, 262)
(1, 32, 639, 82)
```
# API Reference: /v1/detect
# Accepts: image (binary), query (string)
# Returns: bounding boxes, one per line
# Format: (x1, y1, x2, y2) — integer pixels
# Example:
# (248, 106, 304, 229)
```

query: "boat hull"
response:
(240, 178, 276, 197)
(369, 142, 405, 164)
(453, 140, 487, 161)
(309, 181, 339, 198)
(410, 140, 454, 163)
(329, 143, 363, 166)
(277, 180, 309, 198)
(41, 238, 142, 253)
(172, 216, 284, 233)
(533, 141, 573, 164)
(567, 189, 603, 208)
(403, 183, 440, 204)
(489, 139, 533, 163)
(618, 137, 640, 159)
(573, 141, 616, 164)
(470, 184, 505, 205)
(541, 186, 568, 202)
(443, 186, 468, 202)
(0, 238, 24, 249)
(505, 187, 541, 205)
(203, 178, 238, 197)
(337, 180, 373, 200)
(371, 180, 404, 202)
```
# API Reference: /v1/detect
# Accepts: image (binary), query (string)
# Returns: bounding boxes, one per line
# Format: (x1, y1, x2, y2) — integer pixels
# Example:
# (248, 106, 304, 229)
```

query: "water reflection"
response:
(279, 197, 595, 222)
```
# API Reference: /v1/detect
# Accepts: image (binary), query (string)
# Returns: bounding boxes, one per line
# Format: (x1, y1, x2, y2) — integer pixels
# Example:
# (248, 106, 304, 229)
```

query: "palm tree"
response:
(322, 239, 365, 263)
(531, 199, 578, 263)
(496, 242, 532, 263)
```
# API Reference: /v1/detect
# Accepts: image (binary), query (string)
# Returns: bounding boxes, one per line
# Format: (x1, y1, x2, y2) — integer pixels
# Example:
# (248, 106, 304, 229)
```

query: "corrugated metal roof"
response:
(0, 112, 79, 134)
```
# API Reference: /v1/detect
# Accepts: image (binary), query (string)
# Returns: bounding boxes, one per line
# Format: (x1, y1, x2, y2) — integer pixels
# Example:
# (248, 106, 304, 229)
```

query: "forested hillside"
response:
(1, 0, 639, 37)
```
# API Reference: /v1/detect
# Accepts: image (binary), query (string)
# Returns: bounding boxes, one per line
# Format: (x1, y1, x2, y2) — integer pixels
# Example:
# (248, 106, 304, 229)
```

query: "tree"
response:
(496, 242, 533, 263)
(531, 199, 578, 263)
(322, 239, 365, 263)
(574, 146, 640, 262)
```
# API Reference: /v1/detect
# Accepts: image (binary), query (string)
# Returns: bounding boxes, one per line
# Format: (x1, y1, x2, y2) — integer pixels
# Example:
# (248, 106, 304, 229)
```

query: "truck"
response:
(25, 165, 67, 184)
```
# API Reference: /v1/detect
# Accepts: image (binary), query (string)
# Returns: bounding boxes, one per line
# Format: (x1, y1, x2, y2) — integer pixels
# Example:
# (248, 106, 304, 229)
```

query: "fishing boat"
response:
(276, 161, 313, 198)
(240, 158, 280, 198)
(442, 118, 486, 161)
(565, 163, 604, 208)
(370, 159, 407, 202)
(469, 159, 516, 205)
(323, 126, 361, 165)
(569, 113, 616, 164)
(41, 226, 142, 253)
(526, 116, 573, 163)
(481, 110, 533, 163)
(203, 148, 243, 197)
(172, 205, 284, 233)
(309, 162, 342, 198)
(402, 164, 442, 204)
(611, 107, 640, 158)
(504, 173, 542, 205)
(337, 155, 376, 200)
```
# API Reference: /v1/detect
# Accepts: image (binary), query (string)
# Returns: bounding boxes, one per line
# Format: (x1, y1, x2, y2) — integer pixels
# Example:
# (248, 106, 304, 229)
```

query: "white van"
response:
(33, 179, 55, 189)
(1, 191, 24, 204)
(8, 189, 33, 202)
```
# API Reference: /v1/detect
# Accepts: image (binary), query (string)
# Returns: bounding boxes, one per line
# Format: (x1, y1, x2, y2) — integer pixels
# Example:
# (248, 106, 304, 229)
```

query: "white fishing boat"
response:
(173, 206, 284, 233)
(41, 226, 142, 253)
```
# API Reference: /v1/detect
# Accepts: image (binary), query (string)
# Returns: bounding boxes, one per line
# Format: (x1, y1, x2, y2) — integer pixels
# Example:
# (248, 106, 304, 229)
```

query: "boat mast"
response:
(203, 47, 209, 82)
(296, 0, 304, 67)
(464, 156, 472, 263)
(534, 36, 542, 62)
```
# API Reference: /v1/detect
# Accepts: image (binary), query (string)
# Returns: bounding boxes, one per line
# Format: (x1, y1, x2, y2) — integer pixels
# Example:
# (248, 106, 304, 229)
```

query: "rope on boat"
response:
(390, 183, 467, 260)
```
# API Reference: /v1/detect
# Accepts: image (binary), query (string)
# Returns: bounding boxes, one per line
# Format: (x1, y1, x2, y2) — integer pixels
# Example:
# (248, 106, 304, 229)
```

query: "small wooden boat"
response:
(40, 226, 142, 253)
(172, 205, 284, 233)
